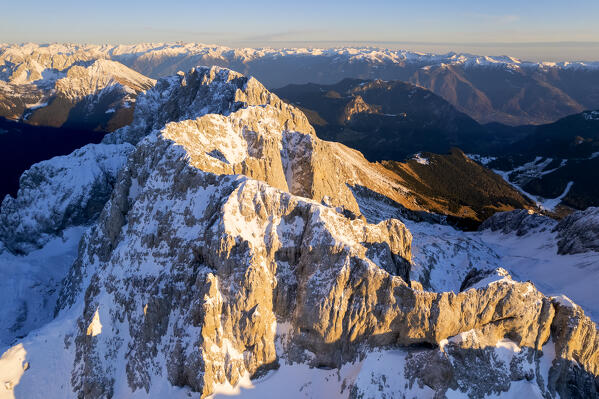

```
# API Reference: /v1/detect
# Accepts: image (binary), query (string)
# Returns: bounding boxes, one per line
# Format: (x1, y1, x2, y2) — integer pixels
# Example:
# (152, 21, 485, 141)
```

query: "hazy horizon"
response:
(3, 0, 599, 62)
(2, 40, 599, 64)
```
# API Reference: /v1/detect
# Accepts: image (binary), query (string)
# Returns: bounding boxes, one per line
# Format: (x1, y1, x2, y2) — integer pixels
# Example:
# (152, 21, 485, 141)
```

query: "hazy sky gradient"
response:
(2, 0, 599, 61)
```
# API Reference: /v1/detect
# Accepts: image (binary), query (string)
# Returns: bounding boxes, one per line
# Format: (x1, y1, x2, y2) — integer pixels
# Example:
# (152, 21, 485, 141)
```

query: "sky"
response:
(2, 0, 599, 61)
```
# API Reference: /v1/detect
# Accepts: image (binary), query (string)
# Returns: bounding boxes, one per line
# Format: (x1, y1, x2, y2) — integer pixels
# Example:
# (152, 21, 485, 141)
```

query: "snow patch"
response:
(24, 101, 48, 110)
(467, 154, 497, 166)
(86, 308, 102, 337)
(210, 373, 254, 397)
(493, 161, 573, 211)
(583, 110, 599, 121)
(468, 268, 514, 290)
(538, 181, 574, 211)
(412, 152, 429, 165)
(494, 338, 521, 366)
(210, 348, 433, 399)
(539, 338, 556, 385)
(552, 295, 578, 309)
(447, 329, 480, 347)
(0, 344, 27, 398)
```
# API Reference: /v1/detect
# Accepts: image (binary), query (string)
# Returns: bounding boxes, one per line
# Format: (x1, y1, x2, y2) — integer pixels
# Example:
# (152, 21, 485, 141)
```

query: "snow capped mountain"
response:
(0, 55, 155, 131)
(3, 42, 599, 126)
(2, 42, 598, 73)
(52, 59, 154, 99)
(1, 66, 599, 399)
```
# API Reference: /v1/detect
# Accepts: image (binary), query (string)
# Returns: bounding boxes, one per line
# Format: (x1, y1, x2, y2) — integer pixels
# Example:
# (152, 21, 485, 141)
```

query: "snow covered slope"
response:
(0, 143, 133, 253)
(0, 227, 85, 347)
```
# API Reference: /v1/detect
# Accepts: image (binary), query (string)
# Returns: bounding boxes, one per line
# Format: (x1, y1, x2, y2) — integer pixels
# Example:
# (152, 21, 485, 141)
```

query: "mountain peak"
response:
(104, 65, 288, 145)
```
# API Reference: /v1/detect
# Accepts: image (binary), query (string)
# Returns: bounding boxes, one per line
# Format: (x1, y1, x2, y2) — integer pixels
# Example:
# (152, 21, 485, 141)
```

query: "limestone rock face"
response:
(54, 69, 599, 398)
(550, 297, 599, 376)
(103, 66, 289, 145)
(158, 105, 395, 217)
(60, 99, 416, 397)
(555, 207, 599, 254)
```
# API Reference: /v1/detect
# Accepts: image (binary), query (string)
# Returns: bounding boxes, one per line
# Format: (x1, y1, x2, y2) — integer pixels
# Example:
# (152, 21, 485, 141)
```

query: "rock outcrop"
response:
(479, 209, 556, 236)
(341, 95, 381, 122)
(0, 143, 133, 254)
(555, 207, 599, 254)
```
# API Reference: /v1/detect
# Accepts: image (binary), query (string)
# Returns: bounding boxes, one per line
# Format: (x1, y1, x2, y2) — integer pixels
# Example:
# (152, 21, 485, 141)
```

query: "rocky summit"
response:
(1, 66, 599, 399)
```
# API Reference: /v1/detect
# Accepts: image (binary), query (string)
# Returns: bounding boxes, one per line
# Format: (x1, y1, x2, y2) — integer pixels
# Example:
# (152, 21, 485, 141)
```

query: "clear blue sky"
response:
(2, 0, 599, 61)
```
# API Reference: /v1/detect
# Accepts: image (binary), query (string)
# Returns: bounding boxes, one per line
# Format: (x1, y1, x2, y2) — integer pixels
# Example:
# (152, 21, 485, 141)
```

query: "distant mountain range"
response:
(2, 43, 599, 126)
(274, 78, 599, 212)
(273, 78, 526, 161)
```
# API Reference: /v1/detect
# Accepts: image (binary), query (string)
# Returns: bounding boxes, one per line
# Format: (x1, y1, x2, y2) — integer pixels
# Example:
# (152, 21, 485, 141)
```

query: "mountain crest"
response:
(104, 66, 286, 145)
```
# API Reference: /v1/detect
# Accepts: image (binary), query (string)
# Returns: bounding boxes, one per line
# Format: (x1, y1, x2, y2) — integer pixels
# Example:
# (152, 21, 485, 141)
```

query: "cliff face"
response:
(555, 207, 599, 254)
(480, 207, 599, 256)
(1, 66, 598, 399)
(0, 143, 133, 254)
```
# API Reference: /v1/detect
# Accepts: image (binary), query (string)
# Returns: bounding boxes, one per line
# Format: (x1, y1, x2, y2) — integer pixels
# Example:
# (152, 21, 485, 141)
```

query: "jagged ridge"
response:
(0, 66, 598, 399)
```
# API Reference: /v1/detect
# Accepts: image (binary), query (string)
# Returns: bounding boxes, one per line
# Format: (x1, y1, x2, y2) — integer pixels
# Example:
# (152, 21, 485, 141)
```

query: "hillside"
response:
(381, 148, 535, 229)
(274, 79, 525, 161)
(488, 110, 599, 210)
